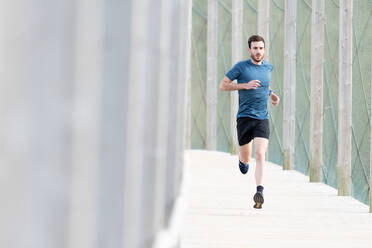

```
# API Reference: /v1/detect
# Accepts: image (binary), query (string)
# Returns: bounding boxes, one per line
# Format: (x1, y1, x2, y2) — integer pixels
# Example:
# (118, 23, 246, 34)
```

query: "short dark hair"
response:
(248, 35, 265, 49)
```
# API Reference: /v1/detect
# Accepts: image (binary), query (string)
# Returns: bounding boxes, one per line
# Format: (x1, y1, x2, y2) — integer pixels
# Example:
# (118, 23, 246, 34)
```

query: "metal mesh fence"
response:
(243, 0, 258, 60)
(191, 0, 207, 149)
(267, 0, 284, 165)
(190, 0, 371, 205)
(323, 0, 339, 189)
(351, 0, 372, 204)
(217, 0, 232, 152)
(294, 0, 311, 175)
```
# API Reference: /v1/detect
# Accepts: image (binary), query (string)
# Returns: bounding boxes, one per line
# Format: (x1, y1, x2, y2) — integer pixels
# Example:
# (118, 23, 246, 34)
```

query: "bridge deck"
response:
(181, 150, 372, 248)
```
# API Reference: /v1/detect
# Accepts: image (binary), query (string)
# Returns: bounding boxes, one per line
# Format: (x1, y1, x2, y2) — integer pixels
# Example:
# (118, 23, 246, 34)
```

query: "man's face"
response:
(248, 41, 265, 63)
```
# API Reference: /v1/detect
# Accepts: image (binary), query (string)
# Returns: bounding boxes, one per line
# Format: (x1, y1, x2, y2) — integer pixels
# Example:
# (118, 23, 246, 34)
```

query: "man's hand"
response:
(271, 92, 280, 106)
(241, 80, 261, 90)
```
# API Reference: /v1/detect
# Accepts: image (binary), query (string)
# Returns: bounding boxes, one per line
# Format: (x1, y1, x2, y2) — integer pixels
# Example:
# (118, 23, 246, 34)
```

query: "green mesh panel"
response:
(323, 0, 339, 189)
(268, 0, 284, 165)
(243, 0, 258, 59)
(351, 0, 372, 204)
(217, 0, 232, 153)
(191, 0, 207, 149)
(294, 0, 311, 175)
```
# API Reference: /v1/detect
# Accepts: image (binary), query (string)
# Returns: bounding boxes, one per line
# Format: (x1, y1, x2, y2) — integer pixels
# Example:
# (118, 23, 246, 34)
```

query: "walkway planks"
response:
(181, 150, 372, 248)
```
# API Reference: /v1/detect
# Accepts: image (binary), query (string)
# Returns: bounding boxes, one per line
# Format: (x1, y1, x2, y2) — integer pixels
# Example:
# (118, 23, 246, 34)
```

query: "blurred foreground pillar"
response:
(0, 1, 76, 248)
(68, 0, 103, 247)
(0, 0, 191, 247)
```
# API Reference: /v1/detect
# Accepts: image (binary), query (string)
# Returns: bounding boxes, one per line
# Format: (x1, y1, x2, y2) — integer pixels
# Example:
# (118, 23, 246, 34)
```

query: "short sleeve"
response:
(225, 62, 241, 81)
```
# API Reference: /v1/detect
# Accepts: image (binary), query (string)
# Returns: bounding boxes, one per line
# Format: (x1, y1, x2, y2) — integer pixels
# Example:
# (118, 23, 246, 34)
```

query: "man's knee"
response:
(255, 150, 265, 162)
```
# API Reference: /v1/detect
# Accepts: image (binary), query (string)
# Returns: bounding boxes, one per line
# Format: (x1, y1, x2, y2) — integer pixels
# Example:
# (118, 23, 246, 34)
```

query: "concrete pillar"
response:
(0, 4, 30, 247)
(158, 1, 193, 246)
(185, 0, 193, 150)
(152, 0, 172, 239)
(338, 0, 353, 196)
(67, 0, 103, 247)
(309, 0, 325, 182)
(258, 0, 270, 61)
(176, 0, 192, 199)
(123, 0, 150, 247)
(0, 1, 75, 248)
(207, 0, 218, 150)
(165, 0, 182, 225)
(175, 0, 186, 200)
(134, 0, 171, 246)
(283, 0, 296, 170)
(370, 50, 372, 213)
(231, 0, 243, 154)
(0, 1, 188, 247)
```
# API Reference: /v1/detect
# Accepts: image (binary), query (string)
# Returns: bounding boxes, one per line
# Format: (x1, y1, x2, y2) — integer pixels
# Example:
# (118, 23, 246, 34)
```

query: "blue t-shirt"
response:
(226, 59, 273, 120)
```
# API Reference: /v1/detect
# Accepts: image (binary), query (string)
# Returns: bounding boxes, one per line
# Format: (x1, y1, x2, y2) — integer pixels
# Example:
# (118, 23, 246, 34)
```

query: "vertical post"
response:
(165, 0, 182, 226)
(68, 0, 103, 247)
(98, 1, 136, 246)
(309, 0, 325, 182)
(0, 2, 75, 247)
(207, 0, 217, 150)
(0, 4, 29, 247)
(185, 0, 193, 150)
(231, 0, 243, 154)
(258, 0, 270, 61)
(283, 0, 296, 170)
(174, 0, 184, 198)
(172, 0, 193, 243)
(370, 50, 372, 213)
(338, 0, 352, 196)
(176, 0, 193, 192)
(123, 0, 149, 247)
(152, 0, 172, 237)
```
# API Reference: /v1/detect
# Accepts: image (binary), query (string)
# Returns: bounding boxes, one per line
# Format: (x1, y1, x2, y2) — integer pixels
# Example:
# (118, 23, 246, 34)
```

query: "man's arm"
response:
(219, 76, 261, 91)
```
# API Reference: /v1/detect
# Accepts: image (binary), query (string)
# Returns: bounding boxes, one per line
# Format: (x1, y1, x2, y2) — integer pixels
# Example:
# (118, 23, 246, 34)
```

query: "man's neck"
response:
(251, 59, 263, 65)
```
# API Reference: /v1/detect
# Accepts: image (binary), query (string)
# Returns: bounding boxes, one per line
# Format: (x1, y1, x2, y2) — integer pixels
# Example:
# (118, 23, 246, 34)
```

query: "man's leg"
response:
(253, 137, 268, 186)
(237, 141, 252, 174)
(252, 137, 268, 209)
(239, 141, 252, 164)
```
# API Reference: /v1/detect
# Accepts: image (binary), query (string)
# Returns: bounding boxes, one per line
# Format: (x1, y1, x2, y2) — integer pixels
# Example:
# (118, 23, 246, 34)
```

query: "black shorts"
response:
(237, 117, 270, 146)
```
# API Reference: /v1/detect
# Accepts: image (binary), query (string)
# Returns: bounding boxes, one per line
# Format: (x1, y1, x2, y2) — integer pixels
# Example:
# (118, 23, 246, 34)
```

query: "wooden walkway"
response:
(180, 150, 372, 248)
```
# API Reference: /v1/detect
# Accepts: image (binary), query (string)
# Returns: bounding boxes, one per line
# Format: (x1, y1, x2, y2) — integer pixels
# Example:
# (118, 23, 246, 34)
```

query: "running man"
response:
(219, 35, 280, 209)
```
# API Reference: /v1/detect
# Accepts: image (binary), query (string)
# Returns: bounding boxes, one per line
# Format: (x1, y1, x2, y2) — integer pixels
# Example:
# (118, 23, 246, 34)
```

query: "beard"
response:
(251, 54, 263, 63)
